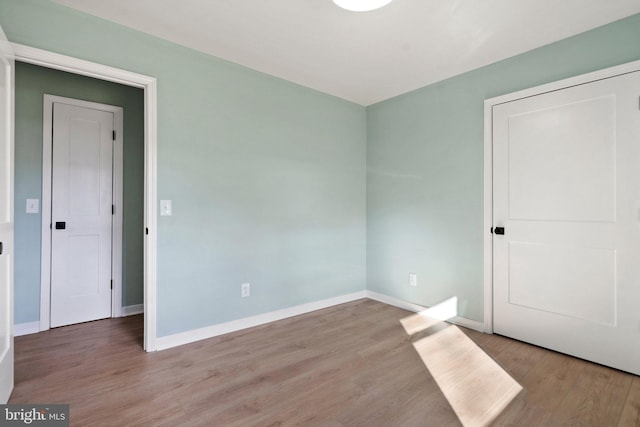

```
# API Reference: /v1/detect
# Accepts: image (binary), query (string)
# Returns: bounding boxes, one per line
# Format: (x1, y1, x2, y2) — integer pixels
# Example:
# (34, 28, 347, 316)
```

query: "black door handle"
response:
(0, 241, 2, 255)
(55, 221, 66, 230)
(494, 227, 505, 235)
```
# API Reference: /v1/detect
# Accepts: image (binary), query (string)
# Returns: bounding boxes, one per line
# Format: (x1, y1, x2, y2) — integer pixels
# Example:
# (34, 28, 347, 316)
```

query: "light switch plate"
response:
(160, 200, 172, 216)
(26, 198, 39, 214)
(409, 273, 417, 287)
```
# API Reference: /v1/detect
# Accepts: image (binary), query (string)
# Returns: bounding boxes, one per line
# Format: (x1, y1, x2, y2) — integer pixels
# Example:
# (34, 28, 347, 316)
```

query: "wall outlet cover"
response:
(409, 273, 417, 287)
(241, 283, 250, 298)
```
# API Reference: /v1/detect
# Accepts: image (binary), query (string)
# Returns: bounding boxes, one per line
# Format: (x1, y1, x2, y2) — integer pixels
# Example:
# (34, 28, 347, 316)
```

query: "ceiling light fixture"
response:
(333, 0, 393, 12)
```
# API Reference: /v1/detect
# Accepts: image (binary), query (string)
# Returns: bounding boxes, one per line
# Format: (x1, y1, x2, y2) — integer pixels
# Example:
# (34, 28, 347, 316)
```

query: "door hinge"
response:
(112, 130, 116, 141)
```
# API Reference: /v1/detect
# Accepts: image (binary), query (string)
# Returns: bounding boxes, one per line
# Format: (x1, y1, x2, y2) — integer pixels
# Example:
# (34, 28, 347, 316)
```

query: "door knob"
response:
(494, 227, 505, 235)
(55, 221, 66, 230)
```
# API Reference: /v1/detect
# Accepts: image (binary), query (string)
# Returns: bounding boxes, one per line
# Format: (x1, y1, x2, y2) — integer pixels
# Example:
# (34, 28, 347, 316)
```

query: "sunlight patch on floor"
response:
(401, 299, 522, 427)
(399, 297, 458, 335)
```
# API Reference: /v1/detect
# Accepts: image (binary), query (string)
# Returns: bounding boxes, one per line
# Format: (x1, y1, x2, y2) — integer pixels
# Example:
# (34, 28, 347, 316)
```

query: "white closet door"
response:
(493, 71, 640, 375)
(50, 102, 114, 328)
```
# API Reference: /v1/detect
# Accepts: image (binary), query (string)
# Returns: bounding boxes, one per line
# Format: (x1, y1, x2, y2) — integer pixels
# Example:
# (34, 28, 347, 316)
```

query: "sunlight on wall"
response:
(399, 296, 458, 335)
(401, 299, 522, 427)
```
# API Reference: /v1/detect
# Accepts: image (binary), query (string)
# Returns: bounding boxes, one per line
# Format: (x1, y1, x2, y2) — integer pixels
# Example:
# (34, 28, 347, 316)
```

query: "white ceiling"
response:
(51, 0, 640, 106)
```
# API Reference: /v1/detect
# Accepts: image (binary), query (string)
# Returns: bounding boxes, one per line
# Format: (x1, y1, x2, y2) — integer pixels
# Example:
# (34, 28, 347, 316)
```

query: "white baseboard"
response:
(449, 314, 485, 332)
(366, 291, 428, 313)
(365, 290, 485, 332)
(122, 304, 144, 316)
(17, 292, 483, 346)
(156, 291, 368, 351)
(14, 321, 41, 337)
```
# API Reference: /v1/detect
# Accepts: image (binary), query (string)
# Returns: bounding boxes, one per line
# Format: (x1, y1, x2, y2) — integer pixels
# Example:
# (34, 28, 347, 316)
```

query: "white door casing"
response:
(0, 24, 14, 404)
(491, 71, 640, 375)
(13, 44, 157, 352)
(42, 97, 124, 330)
(49, 100, 121, 328)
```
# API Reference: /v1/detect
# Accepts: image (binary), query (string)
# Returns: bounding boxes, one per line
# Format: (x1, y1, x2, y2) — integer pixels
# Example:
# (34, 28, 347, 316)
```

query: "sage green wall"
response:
(366, 13, 640, 322)
(5, 0, 637, 334)
(0, 0, 367, 336)
(14, 62, 144, 324)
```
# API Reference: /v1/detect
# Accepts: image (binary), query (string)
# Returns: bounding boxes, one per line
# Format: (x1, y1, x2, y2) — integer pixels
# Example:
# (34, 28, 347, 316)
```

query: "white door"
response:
(50, 102, 114, 328)
(0, 25, 14, 404)
(493, 71, 640, 375)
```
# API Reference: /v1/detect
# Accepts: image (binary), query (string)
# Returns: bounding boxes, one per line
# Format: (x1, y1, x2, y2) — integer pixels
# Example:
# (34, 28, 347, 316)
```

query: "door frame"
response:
(0, 24, 14, 404)
(482, 59, 640, 334)
(12, 43, 158, 351)
(41, 95, 124, 328)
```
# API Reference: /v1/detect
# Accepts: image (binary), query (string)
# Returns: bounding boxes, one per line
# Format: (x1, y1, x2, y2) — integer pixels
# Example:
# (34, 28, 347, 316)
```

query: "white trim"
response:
(112, 109, 124, 318)
(143, 78, 158, 351)
(0, 30, 15, 405)
(156, 291, 367, 351)
(39, 98, 51, 332)
(483, 98, 494, 334)
(12, 44, 151, 89)
(449, 314, 484, 332)
(122, 304, 144, 317)
(482, 59, 640, 336)
(365, 291, 485, 332)
(366, 290, 427, 313)
(40, 95, 124, 330)
(13, 42, 158, 351)
(13, 322, 39, 337)
(485, 60, 640, 108)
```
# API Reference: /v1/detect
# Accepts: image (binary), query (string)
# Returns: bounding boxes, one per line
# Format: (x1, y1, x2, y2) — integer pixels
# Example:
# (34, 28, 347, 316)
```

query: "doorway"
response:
(484, 61, 640, 375)
(13, 62, 141, 332)
(12, 43, 158, 351)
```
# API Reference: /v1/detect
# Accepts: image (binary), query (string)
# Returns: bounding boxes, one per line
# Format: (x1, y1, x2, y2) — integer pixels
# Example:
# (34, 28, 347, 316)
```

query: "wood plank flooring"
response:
(9, 299, 640, 426)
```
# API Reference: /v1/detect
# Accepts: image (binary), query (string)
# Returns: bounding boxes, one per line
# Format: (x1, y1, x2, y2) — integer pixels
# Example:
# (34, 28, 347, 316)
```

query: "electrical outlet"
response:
(241, 283, 250, 298)
(409, 273, 417, 287)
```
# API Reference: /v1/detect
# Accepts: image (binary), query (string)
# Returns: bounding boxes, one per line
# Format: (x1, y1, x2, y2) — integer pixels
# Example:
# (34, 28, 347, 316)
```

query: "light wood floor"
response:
(10, 299, 640, 426)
